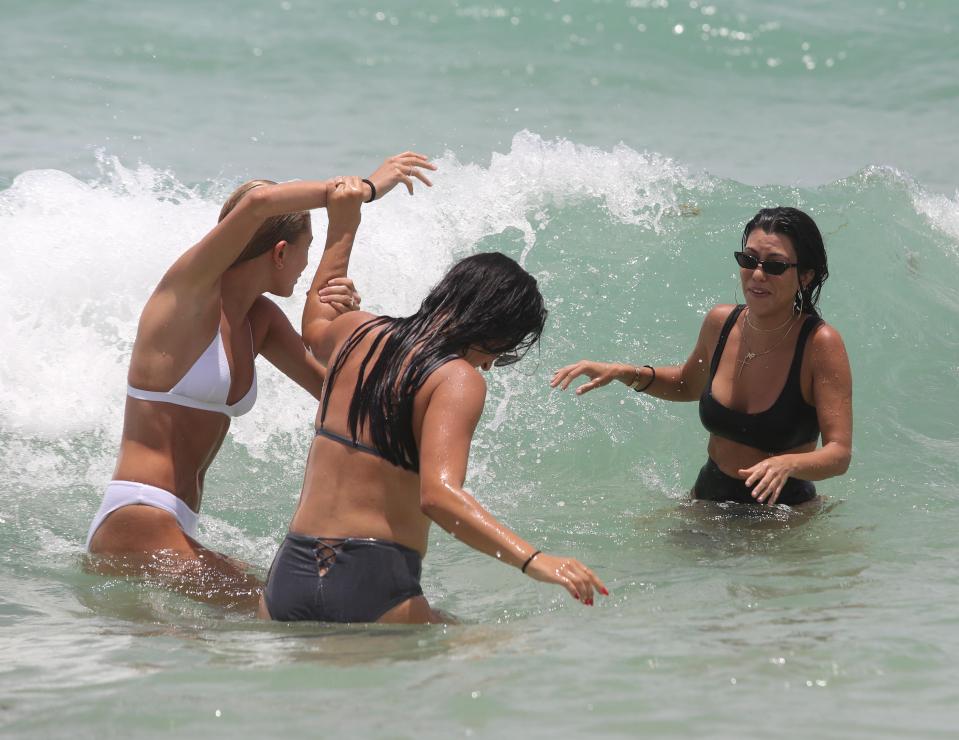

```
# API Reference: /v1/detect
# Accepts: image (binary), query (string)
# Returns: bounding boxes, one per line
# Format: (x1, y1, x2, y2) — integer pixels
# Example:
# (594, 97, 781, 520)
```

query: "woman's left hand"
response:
(366, 151, 436, 199)
(738, 455, 796, 506)
(316, 277, 361, 315)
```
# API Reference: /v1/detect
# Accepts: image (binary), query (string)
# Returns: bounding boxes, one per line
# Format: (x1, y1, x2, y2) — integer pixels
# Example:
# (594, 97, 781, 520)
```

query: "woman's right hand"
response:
(327, 175, 366, 230)
(550, 360, 631, 395)
(525, 553, 609, 606)
(366, 151, 436, 199)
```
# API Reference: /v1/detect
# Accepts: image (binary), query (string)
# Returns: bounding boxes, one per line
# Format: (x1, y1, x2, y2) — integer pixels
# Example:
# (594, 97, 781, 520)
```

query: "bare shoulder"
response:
(424, 359, 488, 410)
(249, 295, 284, 323)
(808, 319, 848, 356)
(436, 358, 486, 384)
(703, 303, 738, 327)
(329, 310, 378, 340)
(314, 310, 378, 363)
(246, 295, 292, 342)
(698, 303, 739, 343)
(807, 319, 851, 373)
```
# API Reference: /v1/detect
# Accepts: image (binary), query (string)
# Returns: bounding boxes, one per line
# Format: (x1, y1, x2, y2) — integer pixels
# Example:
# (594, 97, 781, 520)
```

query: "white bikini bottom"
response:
(86, 480, 199, 550)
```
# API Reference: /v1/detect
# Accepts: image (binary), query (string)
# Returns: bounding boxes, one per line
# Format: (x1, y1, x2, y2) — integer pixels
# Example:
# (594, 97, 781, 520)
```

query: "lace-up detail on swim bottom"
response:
(313, 539, 343, 577)
(263, 533, 424, 623)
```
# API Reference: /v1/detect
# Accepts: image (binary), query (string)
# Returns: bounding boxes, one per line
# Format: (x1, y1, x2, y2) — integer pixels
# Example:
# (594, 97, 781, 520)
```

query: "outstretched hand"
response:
(366, 151, 436, 199)
(551, 360, 630, 395)
(525, 552, 609, 606)
(316, 277, 361, 315)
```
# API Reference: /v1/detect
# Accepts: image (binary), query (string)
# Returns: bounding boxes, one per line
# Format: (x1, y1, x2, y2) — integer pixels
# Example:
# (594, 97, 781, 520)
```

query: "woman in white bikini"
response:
(86, 151, 436, 607)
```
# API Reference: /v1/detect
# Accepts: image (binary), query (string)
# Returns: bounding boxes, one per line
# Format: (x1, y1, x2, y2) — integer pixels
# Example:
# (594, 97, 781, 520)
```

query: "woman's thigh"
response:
(377, 595, 447, 625)
(87, 508, 261, 610)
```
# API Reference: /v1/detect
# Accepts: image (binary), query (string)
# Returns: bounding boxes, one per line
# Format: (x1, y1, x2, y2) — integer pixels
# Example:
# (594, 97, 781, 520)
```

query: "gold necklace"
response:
(744, 307, 794, 333)
(738, 312, 798, 378)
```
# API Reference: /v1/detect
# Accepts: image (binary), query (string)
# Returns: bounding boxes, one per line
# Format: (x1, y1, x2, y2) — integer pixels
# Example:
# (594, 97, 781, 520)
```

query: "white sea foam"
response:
(913, 187, 959, 252)
(0, 133, 700, 457)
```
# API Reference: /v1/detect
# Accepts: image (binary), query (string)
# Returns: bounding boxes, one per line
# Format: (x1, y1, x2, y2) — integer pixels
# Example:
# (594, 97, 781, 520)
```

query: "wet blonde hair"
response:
(219, 179, 311, 266)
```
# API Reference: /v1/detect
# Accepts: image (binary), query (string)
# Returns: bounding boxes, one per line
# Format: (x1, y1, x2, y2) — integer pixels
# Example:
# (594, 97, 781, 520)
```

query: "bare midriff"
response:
(289, 435, 429, 557)
(111, 396, 232, 511)
(707, 435, 817, 479)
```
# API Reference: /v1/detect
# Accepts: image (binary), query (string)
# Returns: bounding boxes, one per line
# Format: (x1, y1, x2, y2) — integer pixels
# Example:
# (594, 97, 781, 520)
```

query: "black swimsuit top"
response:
(315, 426, 389, 462)
(698, 305, 822, 453)
(315, 321, 444, 474)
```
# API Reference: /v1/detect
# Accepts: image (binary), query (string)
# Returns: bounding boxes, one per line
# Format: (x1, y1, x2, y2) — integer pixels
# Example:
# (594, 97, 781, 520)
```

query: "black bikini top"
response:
(698, 305, 821, 453)
(316, 319, 446, 474)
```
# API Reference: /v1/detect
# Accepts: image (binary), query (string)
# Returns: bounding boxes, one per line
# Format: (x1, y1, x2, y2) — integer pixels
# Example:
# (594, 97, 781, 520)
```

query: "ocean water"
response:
(2, 1, 959, 737)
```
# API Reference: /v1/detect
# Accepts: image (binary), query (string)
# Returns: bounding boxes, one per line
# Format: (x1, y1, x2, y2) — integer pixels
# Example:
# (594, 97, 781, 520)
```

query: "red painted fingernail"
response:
(573, 593, 579, 600)
(600, 588, 609, 596)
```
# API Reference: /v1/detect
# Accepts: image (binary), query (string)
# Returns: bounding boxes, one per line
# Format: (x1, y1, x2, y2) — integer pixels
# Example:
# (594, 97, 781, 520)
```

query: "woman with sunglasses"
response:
(551, 207, 852, 507)
(258, 180, 608, 623)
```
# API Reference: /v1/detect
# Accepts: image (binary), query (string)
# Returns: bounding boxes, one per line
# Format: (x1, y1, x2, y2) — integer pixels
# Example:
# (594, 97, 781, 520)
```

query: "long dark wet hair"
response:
(320, 252, 548, 472)
(741, 207, 829, 316)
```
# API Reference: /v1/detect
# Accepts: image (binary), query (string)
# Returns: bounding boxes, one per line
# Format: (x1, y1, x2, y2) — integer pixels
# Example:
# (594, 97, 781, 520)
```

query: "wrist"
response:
(361, 178, 376, 203)
(629, 365, 655, 392)
(520, 550, 542, 574)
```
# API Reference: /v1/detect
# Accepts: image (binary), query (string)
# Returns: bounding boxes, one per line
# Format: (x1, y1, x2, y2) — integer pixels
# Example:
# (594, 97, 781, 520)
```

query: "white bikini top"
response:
(126, 330, 257, 417)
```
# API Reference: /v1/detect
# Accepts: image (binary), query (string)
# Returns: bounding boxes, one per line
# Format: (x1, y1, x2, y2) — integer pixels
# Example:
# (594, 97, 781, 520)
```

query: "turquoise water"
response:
(2, 1, 959, 737)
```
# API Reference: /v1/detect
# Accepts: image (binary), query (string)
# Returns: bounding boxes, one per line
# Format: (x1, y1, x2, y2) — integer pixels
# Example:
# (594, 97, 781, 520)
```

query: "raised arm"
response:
(419, 365, 608, 605)
(302, 152, 436, 354)
(165, 180, 334, 290)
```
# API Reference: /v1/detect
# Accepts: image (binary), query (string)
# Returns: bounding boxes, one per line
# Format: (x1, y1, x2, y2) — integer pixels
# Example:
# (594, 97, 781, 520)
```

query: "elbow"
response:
(419, 491, 441, 518)
(242, 184, 273, 219)
(830, 445, 852, 476)
(301, 323, 325, 357)
(838, 450, 852, 476)
(419, 484, 450, 519)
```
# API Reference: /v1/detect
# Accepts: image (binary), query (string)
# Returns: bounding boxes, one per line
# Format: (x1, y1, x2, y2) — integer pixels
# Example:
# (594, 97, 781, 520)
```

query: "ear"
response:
(800, 268, 814, 290)
(272, 240, 288, 269)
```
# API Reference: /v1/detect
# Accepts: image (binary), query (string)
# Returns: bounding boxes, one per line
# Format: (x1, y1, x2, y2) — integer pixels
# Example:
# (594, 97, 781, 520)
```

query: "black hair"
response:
(741, 206, 829, 315)
(320, 252, 548, 471)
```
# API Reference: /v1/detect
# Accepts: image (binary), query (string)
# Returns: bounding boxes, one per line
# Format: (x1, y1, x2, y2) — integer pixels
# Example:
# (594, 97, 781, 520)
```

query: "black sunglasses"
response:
(734, 251, 798, 276)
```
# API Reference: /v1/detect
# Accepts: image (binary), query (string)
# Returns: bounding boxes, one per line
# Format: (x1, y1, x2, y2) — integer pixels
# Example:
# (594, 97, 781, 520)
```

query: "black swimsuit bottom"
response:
(264, 533, 423, 623)
(693, 458, 816, 506)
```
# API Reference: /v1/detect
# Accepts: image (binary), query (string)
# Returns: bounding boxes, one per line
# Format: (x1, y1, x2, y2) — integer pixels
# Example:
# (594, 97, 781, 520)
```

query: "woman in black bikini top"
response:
(259, 178, 608, 624)
(551, 207, 853, 507)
